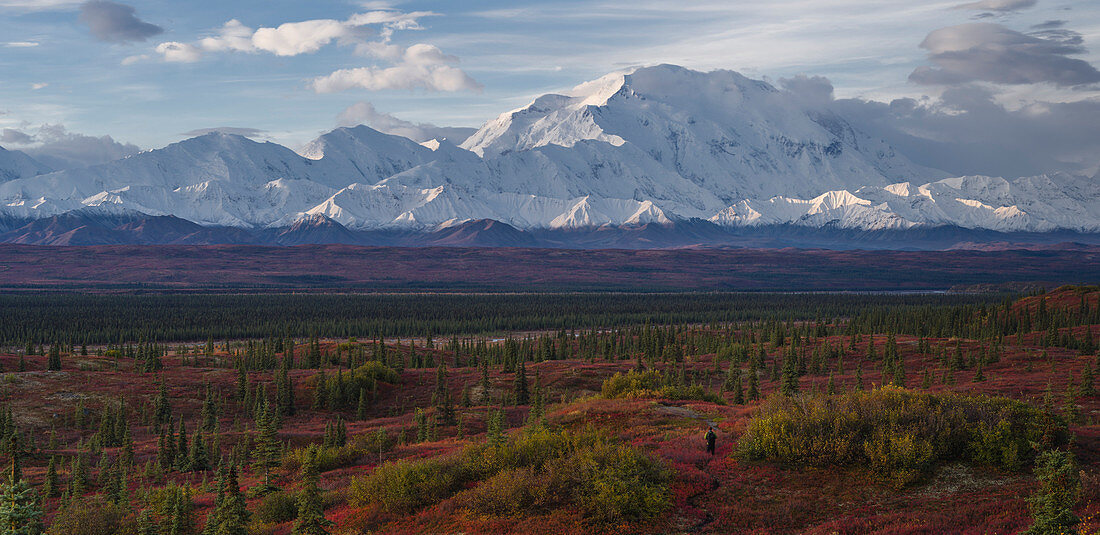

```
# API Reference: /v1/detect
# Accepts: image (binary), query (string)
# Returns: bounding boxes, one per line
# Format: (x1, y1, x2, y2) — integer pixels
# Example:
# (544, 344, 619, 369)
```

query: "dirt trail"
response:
(655, 402, 722, 533)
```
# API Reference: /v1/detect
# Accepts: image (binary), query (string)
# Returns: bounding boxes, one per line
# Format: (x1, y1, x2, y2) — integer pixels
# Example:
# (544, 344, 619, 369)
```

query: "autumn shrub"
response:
(47, 497, 133, 535)
(284, 442, 362, 473)
(349, 455, 468, 513)
(253, 490, 299, 524)
(602, 369, 725, 404)
(352, 361, 400, 384)
(602, 369, 663, 399)
(738, 386, 1067, 486)
(350, 426, 670, 524)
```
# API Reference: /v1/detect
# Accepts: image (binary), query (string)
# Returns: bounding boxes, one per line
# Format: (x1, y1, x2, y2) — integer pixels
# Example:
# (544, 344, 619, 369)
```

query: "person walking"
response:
(704, 426, 717, 455)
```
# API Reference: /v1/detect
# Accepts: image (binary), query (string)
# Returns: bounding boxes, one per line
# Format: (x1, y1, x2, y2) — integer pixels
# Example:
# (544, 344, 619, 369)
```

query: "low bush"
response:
(602, 369, 725, 404)
(738, 386, 1068, 486)
(350, 426, 670, 525)
(47, 497, 132, 535)
(253, 490, 299, 524)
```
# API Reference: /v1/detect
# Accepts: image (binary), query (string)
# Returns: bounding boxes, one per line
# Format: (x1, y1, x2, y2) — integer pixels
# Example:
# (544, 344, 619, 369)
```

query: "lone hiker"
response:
(704, 426, 717, 455)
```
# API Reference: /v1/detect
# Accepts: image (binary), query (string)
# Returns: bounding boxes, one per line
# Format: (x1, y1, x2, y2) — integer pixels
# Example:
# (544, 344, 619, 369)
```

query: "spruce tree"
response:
(513, 362, 529, 406)
(42, 457, 58, 499)
(780, 356, 799, 396)
(253, 401, 281, 495)
(0, 460, 42, 535)
(747, 369, 760, 401)
(205, 464, 249, 535)
(292, 445, 332, 535)
(433, 364, 455, 426)
(46, 343, 61, 372)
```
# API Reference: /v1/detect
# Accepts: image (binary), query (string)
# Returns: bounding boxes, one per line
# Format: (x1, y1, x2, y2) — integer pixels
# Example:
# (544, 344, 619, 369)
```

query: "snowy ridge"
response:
(0, 65, 1097, 234)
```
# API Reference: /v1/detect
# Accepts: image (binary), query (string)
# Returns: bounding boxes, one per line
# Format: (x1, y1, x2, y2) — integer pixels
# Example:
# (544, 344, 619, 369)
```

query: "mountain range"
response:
(2, 64, 1097, 249)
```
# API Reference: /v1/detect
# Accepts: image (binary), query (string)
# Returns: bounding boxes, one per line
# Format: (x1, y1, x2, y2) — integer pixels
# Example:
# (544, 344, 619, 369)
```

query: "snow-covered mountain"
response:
(0, 64, 1097, 238)
(0, 146, 52, 182)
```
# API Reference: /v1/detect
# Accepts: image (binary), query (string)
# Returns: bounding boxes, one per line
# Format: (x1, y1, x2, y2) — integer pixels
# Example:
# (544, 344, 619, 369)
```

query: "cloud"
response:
(312, 43, 480, 93)
(312, 63, 480, 92)
(197, 19, 255, 53)
(4, 124, 141, 170)
(336, 101, 476, 142)
(0, 128, 33, 145)
(955, 0, 1036, 11)
(180, 127, 266, 138)
(1031, 20, 1066, 30)
(79, 0, 163, 43)
(909, 23, 1100, 87)
(0, 0, 81, 10)
(251, 19, 357, 56)
(779, 74, 834, 106)
(30, 83, 48, 90)
(824, 83, 1100, 177)
(149, 8, 476, 93)
(155, 41, 201, 63)
(3, 41, 39, 47)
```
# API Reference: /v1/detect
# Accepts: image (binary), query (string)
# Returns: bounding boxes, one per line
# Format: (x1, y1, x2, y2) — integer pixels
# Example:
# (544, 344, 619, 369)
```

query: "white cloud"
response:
(155, 41, 201, 63)
(3, 41, 39, 47)
(313, 62, 481, 93)
(251, 19, 352, 56)
(30, 83, 48, 90)
(197, 19, 255, 53)
(120, 54, 148, 65)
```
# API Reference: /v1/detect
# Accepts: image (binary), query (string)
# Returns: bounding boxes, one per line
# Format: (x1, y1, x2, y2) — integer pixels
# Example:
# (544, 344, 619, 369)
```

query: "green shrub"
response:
(602, 369, 724, 403)
(454, 467, 543, 517)
(602, 369, 663, 399)
(738, 386, 1068, 486)
(254, 490, 299, 524)
(350, 426, 670, 524)
(352, 361, 400, 384)
(48, 497, 132, 535)
(349, 456, 468, 513)
(571, 442, 671, 524)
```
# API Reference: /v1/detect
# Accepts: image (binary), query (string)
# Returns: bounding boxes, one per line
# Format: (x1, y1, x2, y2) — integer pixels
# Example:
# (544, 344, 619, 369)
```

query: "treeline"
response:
(0, 292, 999, 346)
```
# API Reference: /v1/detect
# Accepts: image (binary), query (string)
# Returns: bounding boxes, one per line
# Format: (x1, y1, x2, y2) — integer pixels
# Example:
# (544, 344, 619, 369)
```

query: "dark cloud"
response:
(955, 0, 1036, 12)
(181, 127, 266, 138)
(909, 23, 1100, 87)
(1031, 20, 1067, 30)
(336, 101, 476, 143)
(829, 85, 1100, 177)
(8, 124, 141, 170)
(79, 0, 163, 43)
(0, 128, 34, 145)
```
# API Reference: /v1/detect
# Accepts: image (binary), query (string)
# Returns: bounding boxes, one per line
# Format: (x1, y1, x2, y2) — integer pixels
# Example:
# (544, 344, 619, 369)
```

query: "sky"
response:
(1, 0, 1099, 175)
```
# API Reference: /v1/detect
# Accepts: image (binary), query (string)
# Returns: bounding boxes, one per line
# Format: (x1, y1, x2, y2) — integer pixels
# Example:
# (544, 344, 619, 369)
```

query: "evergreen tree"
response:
(42, 458, 58, 499)
(892, 362, 906, 388)
(46, 344, 61, 372)
(175, 418, 190, 471)
(513, 362, 529, 405)
(747, 369, 760, 401)
(1026, 450, 1081, 535)
(292, 445, 332, 535)
(432, 364, 455, 426)
(253, 401, 281, 495)
(356, 388, 369, 420)
(189, 428, 209, 472)
(205, 464, 249, 535)
(0, 460, 42, 535)
(780, 356, 799, 396)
